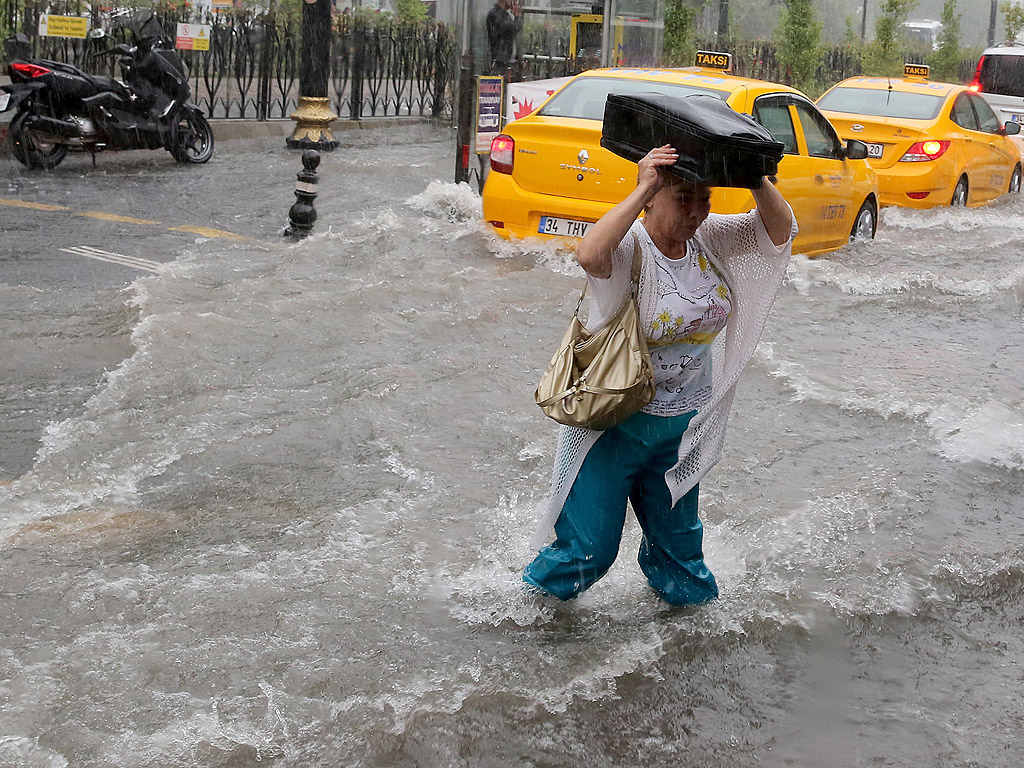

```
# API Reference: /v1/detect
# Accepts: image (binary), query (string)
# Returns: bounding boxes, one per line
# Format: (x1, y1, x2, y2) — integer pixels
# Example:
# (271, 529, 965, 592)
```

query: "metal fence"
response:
(1, 1, 456, 121)
(699, 38, 978, 98)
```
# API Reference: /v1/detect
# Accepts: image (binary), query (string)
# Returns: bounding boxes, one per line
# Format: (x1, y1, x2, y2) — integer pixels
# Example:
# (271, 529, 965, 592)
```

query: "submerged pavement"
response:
(1, 120, 455, 480)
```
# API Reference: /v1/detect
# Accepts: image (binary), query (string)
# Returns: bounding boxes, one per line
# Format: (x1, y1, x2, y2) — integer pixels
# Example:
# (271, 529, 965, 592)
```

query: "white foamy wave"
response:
(0, 737, 69, 768)
(712, 470, 926, 619)
(928, 551, 1024, 603)
(483, 232, 581, 276)
(405, 180, 482, 223)
(930, 400, 1024, 470)
(758, 343, 939, 421)
(140, 686, 287, 765)
(881, 202, 1024, 234)
(786, 253, 1024, 298)
(759, 344, 1024, 471)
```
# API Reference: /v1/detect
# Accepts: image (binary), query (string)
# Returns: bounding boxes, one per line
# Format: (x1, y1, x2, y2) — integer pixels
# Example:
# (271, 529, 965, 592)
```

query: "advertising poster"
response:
(475, 76, 504, 154)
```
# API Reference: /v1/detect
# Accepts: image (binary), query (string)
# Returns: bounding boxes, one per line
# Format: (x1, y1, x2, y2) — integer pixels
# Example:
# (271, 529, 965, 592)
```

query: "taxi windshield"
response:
(817, 86, 944, 120)
(538, 77, 728, 121)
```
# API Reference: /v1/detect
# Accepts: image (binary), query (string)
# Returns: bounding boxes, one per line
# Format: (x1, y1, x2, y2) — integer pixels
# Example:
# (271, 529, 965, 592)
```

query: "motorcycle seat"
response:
(85, 74, 131, 101)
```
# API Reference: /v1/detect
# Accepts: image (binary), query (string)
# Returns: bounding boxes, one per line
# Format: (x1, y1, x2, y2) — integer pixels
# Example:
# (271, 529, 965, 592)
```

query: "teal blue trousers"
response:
(524, 409, 719, 606)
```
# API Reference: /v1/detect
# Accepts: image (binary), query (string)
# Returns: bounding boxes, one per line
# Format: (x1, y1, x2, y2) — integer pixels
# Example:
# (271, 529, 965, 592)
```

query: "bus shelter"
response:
(451, 0, 666, 185)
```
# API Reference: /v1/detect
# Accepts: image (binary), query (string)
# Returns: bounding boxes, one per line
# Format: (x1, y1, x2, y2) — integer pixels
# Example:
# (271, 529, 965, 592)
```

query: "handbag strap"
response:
(573, 233, 643, 317)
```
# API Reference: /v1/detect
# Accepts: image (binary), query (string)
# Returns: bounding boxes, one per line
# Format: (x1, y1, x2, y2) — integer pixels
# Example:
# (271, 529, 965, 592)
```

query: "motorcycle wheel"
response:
(168, 109, 214, 164)
(9, 111, 69, 170)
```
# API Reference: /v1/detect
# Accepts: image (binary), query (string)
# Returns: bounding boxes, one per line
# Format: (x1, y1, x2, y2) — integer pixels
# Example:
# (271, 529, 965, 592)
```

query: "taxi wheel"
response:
(951, 176, 969, 206)
(1009, 165, 1022, 195)
(849, 198, 877, 242)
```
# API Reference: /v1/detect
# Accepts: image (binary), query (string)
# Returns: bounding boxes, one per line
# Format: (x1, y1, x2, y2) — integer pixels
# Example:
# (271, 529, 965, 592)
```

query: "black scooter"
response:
(1, 10, 213, 169)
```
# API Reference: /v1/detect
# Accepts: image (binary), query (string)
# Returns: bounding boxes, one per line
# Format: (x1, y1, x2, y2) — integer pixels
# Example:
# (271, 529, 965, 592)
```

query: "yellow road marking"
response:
(0, 197, 69, 212)
(168, 225, 251, 241)
(77, 211, 163, 226)
(1, 196, 249, 240)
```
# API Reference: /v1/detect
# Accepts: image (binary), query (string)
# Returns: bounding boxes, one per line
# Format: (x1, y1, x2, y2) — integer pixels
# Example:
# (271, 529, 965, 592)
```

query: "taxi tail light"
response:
(899, 140, 950, 162)
(490, 134, 515, 174)
(11, 61, 52, 79)
(906, 192, 930, 199)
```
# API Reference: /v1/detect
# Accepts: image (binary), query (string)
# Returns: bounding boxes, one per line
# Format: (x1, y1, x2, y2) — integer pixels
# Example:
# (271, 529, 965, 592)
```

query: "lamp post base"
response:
(287, 97, 339, 151)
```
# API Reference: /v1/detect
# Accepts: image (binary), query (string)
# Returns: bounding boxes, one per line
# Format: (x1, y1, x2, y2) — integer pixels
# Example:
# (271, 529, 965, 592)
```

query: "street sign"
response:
(475, 76, 504, 154)
(175, 23, 211, 51)
(37, 15, 89, 39)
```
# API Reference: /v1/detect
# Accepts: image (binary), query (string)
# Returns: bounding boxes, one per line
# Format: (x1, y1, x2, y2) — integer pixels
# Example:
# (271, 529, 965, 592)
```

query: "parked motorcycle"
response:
(1, 10, 213, 169)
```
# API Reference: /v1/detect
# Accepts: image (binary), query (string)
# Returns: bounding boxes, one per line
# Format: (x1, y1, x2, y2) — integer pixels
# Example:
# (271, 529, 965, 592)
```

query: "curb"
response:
(0, 114, 438, 156)
(209, 115, 435, 142)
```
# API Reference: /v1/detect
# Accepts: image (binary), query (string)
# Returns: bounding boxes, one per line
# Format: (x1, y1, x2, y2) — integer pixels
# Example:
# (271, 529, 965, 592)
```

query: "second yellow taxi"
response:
(482, 53, 880, 258)
(816, 64, 1023, 209)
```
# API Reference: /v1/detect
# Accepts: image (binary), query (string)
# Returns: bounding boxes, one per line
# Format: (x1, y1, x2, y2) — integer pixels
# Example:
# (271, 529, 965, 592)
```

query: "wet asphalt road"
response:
(0, 121, 453, 480)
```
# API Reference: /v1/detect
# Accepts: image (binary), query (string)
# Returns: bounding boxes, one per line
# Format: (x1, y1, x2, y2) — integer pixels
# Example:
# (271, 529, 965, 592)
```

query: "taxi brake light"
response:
(899, 140, 950, 162)
(490, 134, 515, 174)
(11, 62, 52, 79)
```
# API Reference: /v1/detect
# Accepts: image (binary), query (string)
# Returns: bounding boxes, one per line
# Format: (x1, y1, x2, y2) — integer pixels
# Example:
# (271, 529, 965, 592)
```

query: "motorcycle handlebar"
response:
(91, 43, 135, 58)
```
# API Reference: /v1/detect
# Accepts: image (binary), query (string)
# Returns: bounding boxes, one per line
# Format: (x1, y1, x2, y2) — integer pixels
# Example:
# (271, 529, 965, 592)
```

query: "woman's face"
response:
(646, 180, 713, 242)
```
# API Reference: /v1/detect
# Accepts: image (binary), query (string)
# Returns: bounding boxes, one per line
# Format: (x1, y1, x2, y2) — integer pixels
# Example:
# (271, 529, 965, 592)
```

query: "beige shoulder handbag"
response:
(535, 235, 654, 431)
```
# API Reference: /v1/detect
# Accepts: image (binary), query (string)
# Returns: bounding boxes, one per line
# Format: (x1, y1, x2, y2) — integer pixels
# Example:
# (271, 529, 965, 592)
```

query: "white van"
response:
(971, 44, 1024, 157)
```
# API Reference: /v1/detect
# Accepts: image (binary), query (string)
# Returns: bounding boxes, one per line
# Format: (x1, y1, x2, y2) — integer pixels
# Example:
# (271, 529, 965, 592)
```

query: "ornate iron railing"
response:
(0, 1, 456, 121)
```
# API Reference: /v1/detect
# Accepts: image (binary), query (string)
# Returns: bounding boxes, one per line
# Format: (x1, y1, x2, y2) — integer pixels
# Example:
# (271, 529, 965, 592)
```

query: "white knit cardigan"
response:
(531, 208, 795, 550)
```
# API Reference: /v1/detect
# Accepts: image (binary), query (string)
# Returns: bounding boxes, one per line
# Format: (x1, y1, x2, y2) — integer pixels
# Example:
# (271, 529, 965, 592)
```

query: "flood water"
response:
(2, 126, 1023, 767)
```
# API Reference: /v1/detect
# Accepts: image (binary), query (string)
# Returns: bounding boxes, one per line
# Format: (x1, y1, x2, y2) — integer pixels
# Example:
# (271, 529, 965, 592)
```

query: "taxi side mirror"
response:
(1001, 122, 1022, 135)
(844, 139, 870, 160)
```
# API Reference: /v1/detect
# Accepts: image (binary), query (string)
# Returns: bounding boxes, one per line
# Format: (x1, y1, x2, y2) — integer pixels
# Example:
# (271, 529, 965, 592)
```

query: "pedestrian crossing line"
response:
(0, 197, 69, 212)
(76, 211, 163, 226)
(59, 246, 163, 274)
(168, 224, 251, 241)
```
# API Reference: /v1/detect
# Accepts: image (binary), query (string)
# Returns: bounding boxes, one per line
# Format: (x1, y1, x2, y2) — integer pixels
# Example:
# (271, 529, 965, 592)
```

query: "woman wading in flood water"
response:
(525, 144, 795, 605)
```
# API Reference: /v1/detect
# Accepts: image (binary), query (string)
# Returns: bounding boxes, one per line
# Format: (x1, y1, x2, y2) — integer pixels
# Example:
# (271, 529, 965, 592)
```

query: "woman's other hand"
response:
(576, 145, 679, 278)
(750, 176, 793, 247)
(636, 144, 679, 202)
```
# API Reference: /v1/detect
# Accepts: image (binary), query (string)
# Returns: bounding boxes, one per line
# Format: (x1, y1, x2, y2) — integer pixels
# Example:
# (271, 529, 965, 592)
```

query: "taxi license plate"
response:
(0, 93, 10, 112)
(538, 216, 591, 237)
(866, 142, 884, 158)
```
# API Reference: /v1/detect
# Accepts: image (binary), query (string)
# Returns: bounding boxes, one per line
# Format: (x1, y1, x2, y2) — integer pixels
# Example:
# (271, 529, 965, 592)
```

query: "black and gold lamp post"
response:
(287, 0, 338, 150)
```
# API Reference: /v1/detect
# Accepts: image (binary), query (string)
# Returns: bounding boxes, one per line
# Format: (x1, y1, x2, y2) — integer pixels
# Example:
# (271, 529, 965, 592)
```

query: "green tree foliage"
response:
(842, 16, 860, 48)
(1003, 0, 1024, 43)
(776, 0, 823, 92)
(664, 0, 703, 66)
(394, 0, 428, 23)
(929, 0, 962, 82)
(863, 0, 917, 75)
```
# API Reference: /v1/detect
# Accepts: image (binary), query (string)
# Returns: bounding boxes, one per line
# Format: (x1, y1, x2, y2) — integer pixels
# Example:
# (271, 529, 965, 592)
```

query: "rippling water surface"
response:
(2, 127, 1023, 767)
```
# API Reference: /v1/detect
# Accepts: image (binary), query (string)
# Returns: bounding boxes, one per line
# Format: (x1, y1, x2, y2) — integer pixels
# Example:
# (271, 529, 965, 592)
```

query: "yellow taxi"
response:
(482, 52, 880, 258)
(816, 64, 1023, 209)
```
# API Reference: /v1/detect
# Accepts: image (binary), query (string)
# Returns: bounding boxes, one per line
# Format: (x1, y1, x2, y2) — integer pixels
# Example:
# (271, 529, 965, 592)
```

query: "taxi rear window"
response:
(538, 77, 727, 121)
(817, 87, 944, 120)
(978, 54, 1024, 98)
